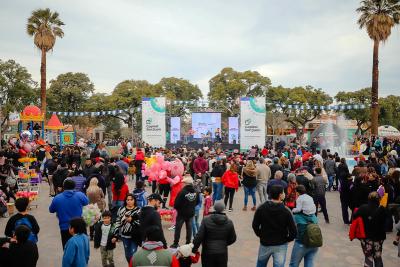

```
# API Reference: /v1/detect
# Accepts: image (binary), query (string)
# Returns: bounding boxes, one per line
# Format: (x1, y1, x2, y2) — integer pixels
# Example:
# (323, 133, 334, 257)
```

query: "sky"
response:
(1, 0, 399, 100)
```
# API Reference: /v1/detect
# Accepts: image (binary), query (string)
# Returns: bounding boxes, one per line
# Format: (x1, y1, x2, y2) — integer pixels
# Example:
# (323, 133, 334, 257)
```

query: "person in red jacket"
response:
(222, 163, 239, 212)
(193, 151, 208, 192)
(261, 146, 268, 158)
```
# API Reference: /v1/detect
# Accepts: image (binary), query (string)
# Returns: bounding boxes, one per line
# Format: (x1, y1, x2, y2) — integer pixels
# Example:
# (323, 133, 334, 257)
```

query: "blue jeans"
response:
(257, 243, 288, 267)
(122, 237, 137, 263)
(289, 242, 319, 267)
(243, 186, 256, 207)
(193, 210, 200, 236)
(111, 200, 124, 223)
(327, 174, 334, 191)
(313, 197, 329, 222)
(212, 182, 223, 203)
(190, 135, 194, 142)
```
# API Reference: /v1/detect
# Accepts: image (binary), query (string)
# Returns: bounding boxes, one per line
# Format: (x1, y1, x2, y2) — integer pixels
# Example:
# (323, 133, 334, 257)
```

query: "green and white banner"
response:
(142, 97, 166, 147)
(240, 97, 266, 151)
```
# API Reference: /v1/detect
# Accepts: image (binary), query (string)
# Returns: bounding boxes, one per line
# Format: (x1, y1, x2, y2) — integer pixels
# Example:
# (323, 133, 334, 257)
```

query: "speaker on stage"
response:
(222, 141, 228, 145)
(177, 140, 183, 145)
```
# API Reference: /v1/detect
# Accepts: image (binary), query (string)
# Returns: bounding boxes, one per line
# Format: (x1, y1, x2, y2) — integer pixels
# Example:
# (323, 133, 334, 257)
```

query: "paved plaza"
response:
(1, 179, 399, 267)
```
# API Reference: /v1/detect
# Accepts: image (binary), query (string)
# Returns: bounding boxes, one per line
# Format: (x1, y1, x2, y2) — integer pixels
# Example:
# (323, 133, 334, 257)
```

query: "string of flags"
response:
(47, 101, 376, 117)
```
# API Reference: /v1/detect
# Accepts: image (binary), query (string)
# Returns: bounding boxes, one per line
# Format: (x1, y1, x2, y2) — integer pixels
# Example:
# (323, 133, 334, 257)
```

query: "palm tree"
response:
(357, 0, 400, 135)
(26, 8, 65, 115)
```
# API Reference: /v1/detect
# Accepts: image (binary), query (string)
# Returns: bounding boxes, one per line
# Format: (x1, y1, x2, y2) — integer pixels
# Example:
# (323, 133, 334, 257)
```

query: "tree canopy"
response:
(0, 59, 39, 136)
(335, 88, 372, 135)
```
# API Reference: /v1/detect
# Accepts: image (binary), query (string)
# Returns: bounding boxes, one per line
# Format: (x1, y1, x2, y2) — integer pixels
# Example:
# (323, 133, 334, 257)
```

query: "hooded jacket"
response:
(85, 173, 107, 195)
(193, 157, 208, 174)
(49, 190, 89, 230)
(192, 212, 236, 254)
(82, 164, 95, 178)
(252, 200, 297, 246)
(47, 159, 58, 175)
(139, 206, 167, 248)
(221, 170, 239, 190)
(71, 175, 86, 192)
(52, 167, 69, 189)
(174, 185, 200, 219)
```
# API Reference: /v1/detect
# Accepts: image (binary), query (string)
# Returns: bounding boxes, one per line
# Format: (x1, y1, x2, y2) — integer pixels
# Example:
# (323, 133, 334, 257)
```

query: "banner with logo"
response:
(142, 97, 166, 147)
(171, 117, 180, 143)
(240, 97, 265, 151)
(228, 117, 239, 144)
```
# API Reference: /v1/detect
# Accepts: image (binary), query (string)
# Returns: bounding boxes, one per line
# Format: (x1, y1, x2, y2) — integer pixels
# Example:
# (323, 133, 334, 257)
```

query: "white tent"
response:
(378, 125, 400, 137)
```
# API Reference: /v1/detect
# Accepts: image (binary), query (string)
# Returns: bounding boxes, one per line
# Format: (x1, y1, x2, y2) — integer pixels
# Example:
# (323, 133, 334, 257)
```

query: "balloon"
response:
(10, 138, 18, 147)
(161, 162, 169, 171)
(18, 149, 27, 157)
(155, 153, 164, 164)
(21, 130, 32, 140)
(19, 140, 25, 148)
(149, 172, 157, 180)
(23, 143, 32, 153)
(153, 163, 161, 172)
(30, 142, 38, 152)
(144, 168, 152, 176)
(159, 170, 167, 179)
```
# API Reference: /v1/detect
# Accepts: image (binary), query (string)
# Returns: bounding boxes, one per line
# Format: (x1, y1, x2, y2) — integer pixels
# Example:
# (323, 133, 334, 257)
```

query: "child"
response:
(0, 225, 39, 267)
(62, 217, 90, 267)
(193, 193, 202, 236)
(203, 187, 213, 217)
(292, 185, 316, 215)
(132, 180, 149, 208)
(178, 243, 200, 267)
(194, 178, 203, 194)
(94, 211, 116, 267)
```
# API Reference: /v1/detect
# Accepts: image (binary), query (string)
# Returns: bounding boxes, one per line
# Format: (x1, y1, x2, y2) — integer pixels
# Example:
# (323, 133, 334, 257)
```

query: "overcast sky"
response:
(1, 0, 399, 100)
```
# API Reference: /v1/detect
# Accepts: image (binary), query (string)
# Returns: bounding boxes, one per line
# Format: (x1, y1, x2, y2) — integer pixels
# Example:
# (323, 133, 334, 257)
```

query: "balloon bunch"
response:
(82, 204, 102, 226)
(16, 191, 38, 202)
(145, 153, 171, 182)
(0, 190, 7, 205)
(157, 209, 173, 222)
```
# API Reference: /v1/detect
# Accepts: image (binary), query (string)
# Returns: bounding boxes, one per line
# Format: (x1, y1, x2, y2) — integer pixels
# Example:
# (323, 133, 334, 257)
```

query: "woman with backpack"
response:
(112, 193, 141, 263)
(353, 191, 388, 267)
(289, 185, 320, 267)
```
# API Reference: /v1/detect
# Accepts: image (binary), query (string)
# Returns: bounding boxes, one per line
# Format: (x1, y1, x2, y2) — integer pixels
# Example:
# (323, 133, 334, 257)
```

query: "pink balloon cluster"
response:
(146, 153, 170, 182)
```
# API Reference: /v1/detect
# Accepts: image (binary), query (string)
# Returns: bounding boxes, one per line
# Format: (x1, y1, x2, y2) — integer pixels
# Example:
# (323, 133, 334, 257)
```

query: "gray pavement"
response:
(1, 179, 399, 266)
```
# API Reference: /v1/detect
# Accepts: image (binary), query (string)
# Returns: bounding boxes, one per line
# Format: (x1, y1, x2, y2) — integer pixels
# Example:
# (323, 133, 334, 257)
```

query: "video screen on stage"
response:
(192, 113, 221, 139)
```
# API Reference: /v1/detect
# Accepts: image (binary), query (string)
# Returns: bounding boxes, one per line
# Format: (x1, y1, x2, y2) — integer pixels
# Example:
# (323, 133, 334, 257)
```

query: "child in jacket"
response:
(94, 211, 116, 267)
(203, 187, 213, 217)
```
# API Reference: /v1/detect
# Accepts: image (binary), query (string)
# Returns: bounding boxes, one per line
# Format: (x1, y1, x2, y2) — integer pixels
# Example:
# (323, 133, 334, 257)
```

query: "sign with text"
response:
(240, 97, 265, 151)
(171, 117, 180, 143)
(142, 97, 166, 147)
(228, 117, 239, 144)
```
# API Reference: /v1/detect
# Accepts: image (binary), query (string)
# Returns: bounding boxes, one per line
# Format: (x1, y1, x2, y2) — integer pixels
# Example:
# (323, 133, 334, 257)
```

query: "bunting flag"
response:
(46, 100, 375, 117)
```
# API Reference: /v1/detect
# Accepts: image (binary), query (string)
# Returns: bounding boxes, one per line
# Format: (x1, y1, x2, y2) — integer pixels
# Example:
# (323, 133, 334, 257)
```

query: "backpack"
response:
(302, 219, 323, 248)
(134, 191, 146, 208)
(14, 217, 38, 243)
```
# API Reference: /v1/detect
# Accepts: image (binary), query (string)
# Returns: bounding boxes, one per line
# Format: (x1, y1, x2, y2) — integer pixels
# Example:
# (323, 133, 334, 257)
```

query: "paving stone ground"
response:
(1, 179, 398, 267)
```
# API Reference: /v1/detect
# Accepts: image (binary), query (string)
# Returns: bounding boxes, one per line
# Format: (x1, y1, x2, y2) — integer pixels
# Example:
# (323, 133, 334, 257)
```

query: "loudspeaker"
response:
(222, 141, 228, 145)
(177, 140, 183, 145)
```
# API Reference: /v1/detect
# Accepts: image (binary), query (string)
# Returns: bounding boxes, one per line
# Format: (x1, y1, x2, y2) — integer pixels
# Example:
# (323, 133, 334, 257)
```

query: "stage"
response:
(166, 140, 240, 151)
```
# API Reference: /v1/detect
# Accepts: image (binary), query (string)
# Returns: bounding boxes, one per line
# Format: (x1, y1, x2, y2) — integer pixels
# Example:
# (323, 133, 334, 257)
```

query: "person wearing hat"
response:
(139, 193, 168, 249)
(177, 243, 200, 267)
(192, 201, 237, 267)
(171, 177, 200, 248)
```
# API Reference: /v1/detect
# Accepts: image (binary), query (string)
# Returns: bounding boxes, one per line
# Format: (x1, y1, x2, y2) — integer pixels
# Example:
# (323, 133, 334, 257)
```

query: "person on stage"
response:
(188, 128, 195, 142)
(215, 128, 221, 143)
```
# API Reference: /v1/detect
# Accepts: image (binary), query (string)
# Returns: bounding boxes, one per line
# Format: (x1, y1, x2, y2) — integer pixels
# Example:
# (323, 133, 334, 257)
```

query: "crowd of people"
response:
(0, 136, 400, 266)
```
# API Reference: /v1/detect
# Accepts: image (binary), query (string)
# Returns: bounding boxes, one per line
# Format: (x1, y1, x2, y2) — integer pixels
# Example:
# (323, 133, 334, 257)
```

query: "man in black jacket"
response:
(139, 193, 167, 248)
(52, 161, 69, 195)
(269, 157, 283, 180)
(171, 177, 200, 248)
(367, 157, 381, 176)
(295, 168, 312, 196)
(192, 200, 236, 267)
(82, 158, 95, 178)
(252, 184, 297, 267)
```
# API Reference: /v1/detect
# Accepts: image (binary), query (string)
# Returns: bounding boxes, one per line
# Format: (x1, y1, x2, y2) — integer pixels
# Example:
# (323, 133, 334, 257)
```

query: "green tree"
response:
(378, 95, 400, 129)
(106, 80, 156, 133)
(265, 85, 333, 141)
(335, 88, 372, 135)
(357, 0, 400, 135)
(46, 72, 95, 132)
(207, 67, 271, 116)
(0, 59, 39, 136)
(154, 77, 203, 117)
(103, 117, 121, 139)
(26, 8, 65, 115)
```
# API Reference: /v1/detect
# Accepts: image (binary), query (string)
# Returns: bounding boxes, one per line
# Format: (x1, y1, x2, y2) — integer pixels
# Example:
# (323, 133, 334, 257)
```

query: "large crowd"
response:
(0, 137, 400, 267)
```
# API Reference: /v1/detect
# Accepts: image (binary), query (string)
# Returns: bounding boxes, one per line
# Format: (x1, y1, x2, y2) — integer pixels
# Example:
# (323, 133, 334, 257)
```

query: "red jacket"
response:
(349, 208, 365, 240)
(193, 157, 208, 174)
(261, 148, 268, 156)
(112, 183, 129, 201)
(293, 160, 303, 171)
(222, 170, 239, 190)
(302, 152, 313, 162)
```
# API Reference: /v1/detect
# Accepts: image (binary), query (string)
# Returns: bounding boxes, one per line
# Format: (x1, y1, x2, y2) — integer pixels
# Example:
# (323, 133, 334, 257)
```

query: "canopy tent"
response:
(378, 125, 400, 137)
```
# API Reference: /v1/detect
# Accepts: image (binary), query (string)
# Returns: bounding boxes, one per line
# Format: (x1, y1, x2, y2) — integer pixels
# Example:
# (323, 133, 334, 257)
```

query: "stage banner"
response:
(228, 117, 239, 144)
(240, 97, 265, 151)
(142, 97, 166, 147)
(171, 117, 180, 143)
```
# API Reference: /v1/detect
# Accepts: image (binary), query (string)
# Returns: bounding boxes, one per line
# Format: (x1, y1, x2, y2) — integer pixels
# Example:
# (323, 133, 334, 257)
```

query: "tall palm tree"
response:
(357, 0, 400, 135)
(26, 8, 65, 115)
